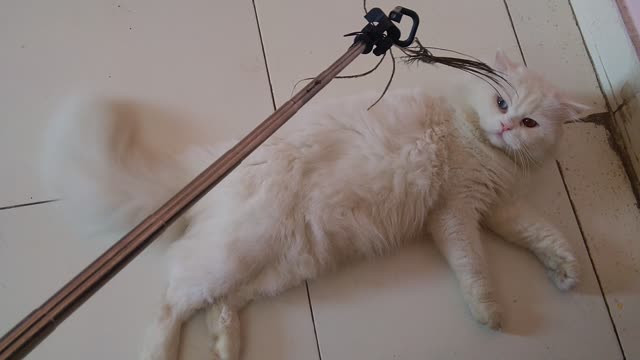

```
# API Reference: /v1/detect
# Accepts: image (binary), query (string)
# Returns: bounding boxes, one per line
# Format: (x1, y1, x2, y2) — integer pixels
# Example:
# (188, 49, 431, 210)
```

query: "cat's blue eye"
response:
(496, 96, 508, 112)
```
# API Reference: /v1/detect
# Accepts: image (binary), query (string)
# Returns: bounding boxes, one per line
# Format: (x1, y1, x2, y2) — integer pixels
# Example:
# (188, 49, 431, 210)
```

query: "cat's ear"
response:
(494, 49, 518, 72)
(561, 96, 591, 117)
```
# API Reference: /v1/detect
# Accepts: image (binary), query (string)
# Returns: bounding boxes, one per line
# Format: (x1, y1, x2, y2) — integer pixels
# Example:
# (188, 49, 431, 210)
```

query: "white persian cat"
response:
(42, 51, 589, 360)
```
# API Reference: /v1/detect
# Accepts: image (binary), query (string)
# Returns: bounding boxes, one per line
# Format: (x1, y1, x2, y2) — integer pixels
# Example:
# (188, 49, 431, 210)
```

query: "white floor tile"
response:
(558, 122, 640, 359)
(0, 0, 274, 206)
(0, 202, 112, 337)
(1, 203, 320, 360)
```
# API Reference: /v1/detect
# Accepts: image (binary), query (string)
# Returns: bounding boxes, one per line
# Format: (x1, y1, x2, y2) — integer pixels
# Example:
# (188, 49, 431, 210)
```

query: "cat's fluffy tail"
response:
(42, 97, 201, 236)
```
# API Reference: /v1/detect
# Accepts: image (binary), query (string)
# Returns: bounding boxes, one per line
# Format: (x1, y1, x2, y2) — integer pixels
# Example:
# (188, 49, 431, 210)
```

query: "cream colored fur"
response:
(42, 51, 588, 360)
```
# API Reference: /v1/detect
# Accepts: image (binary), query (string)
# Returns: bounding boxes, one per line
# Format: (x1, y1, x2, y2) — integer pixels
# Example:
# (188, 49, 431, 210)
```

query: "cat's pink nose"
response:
(500, 122, 512, 133)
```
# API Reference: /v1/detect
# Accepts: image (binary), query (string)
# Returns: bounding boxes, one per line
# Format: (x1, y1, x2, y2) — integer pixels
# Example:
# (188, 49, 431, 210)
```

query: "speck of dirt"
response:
(615, 299, 624, 311)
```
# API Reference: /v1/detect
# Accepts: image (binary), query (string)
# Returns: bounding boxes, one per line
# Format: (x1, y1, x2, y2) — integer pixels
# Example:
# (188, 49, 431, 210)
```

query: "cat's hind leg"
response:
(140, 287, 204, 360)
(155, 225, 280, 359)
(203, 258, 315, 360)
(206, 300, 241, 360)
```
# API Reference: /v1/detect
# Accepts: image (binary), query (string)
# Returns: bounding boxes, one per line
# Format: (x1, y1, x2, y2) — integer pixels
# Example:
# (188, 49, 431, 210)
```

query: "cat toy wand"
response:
(0, 6, 419, 359)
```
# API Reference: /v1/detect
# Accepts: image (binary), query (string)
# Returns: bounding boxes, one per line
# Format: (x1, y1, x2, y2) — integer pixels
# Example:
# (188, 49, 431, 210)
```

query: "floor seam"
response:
(251, 1, 322, 358)
(0, 199, 59, 211)
(252, 0, 277, 111)
(556, 161, 627, 360)
(502, 0, 527, 66)
(305, 282, 323, 360)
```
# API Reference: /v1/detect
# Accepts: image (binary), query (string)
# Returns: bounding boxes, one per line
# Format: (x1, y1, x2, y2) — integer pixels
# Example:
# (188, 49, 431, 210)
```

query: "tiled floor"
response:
(1, 0, 638, 359)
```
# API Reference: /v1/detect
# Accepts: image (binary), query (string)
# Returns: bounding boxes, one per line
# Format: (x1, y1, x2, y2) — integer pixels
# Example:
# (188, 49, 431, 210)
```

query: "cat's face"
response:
(471, 51, 589, 164)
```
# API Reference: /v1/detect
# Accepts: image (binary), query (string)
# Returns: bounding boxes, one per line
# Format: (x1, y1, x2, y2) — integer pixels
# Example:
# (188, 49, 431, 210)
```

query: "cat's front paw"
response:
(542, 248, 580, 291)
(546, 257, 579, 290)
(469, 300, 502, 330)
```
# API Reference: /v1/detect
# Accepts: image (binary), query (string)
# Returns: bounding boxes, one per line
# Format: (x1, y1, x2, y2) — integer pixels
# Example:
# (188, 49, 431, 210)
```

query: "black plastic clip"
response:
(345, 6, 420, 56)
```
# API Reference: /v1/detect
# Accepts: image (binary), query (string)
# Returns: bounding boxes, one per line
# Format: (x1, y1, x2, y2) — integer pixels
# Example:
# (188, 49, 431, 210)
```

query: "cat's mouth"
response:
(485, 130, 507, 147)
(485, 130, 521, 156)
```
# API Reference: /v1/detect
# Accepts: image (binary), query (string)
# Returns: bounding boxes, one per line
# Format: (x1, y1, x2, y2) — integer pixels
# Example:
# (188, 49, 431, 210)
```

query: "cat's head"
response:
(469, 50, 589, 163)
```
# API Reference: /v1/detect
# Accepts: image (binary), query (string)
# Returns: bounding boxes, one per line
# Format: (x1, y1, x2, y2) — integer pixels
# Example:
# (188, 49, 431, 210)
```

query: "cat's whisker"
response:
(508, 146, 525, 177)
(521, 145, 534, 177)
(519, 143, 531, 177)
(518, 140, 539, 169)
(509, 137, 531, 178)
(522, 144, 541, 168)
(518, 149, 528, 178)
(513, 151, 522, 177)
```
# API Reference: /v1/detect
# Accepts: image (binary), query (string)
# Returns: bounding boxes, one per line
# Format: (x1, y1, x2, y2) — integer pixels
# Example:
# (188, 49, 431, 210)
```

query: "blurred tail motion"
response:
(41, 98, 209, 237)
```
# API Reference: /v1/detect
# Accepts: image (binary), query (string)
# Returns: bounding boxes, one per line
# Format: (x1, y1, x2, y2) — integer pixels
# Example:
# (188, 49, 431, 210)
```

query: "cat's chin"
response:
(486, 132, 509, 151)
(485, 132, 528, 160)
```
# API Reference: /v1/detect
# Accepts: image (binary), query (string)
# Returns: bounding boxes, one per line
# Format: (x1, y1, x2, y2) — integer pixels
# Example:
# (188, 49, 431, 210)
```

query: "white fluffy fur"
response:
(42, 51, 588, 359)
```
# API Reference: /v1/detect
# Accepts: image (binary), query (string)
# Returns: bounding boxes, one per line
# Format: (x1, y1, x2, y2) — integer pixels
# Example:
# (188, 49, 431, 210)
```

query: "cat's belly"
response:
(184, 104, 451, 284)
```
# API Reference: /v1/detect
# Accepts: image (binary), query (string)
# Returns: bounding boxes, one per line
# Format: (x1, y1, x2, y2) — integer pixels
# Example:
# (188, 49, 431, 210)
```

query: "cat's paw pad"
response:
(544, 250, 579, 290)
(469, 300, 502, 330)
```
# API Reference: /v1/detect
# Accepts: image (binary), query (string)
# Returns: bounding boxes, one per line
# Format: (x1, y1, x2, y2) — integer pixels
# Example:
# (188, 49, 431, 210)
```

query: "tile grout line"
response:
(501, 0, 528, 66)
(556, 161, 627, 360)
(0, 199, 59, 211)
(251, 1, 323, 358)
(251, 0, 277, 111)
(305, 282, 323, 360)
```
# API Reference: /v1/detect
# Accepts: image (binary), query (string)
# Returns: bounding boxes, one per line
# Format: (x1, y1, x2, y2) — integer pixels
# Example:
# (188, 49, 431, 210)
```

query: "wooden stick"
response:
(0, 41, 366, 360)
